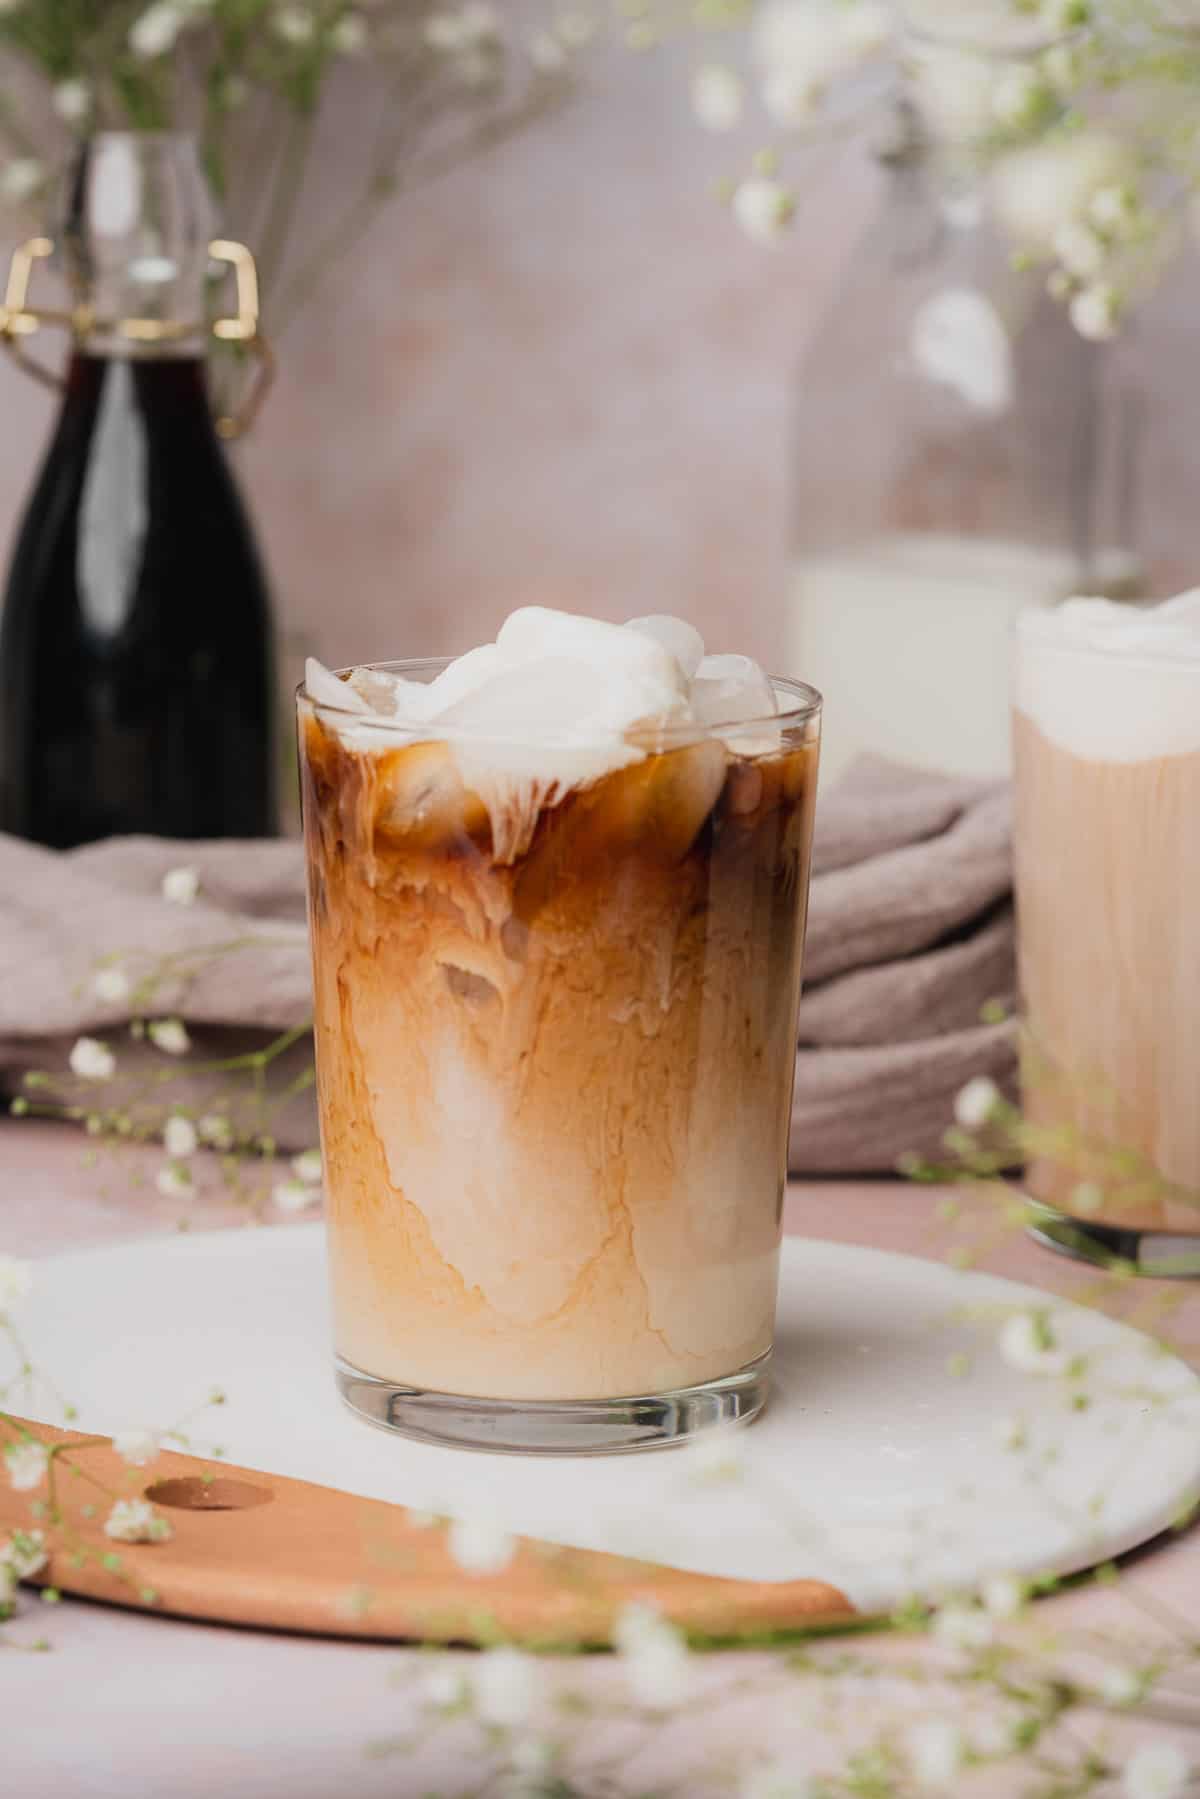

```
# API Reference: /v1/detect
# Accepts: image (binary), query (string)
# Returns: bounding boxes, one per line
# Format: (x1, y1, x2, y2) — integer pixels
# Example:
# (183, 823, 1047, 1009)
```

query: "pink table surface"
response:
(2, 1116, 1198, 1797)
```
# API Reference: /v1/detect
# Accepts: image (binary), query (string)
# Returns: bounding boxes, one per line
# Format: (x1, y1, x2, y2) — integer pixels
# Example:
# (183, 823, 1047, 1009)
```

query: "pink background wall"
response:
(0, 50, 878, 681)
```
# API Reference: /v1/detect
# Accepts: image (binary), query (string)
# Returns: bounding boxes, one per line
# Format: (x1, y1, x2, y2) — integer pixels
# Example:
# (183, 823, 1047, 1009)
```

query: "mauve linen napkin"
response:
(0, 757, 1015, 1174)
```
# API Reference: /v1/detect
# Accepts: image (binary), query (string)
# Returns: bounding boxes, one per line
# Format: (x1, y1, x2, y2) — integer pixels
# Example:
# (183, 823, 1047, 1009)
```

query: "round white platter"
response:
(16, 1227, 1200, 1614)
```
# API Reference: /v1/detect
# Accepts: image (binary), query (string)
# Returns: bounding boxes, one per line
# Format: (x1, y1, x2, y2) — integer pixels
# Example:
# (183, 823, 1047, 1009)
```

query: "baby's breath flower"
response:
(198, 1113, 234, 1149)
(1000, 1310, 1068, 1376)
(473, 1645, 538, 1727)
(1070, 282, 1119, 341)
(330, 11, 366, 53)
(291, 1148, 323, 1185)
(1090, 184, 1137, 236)
(92, 966, 131, 1004)
(163, 1116, 197, 1159)
(1071, 1180, 1104, 1215)
(2, 1528, 47, 1580)
(1100, 1663, 1142, 1706)
(155, 1162, 193, 1200)
(907, 1719, 965, 1787)
(1123, 1742, 1190, 1799)
(447, 1513, 516, 1575)
(272, 1180, 320, 1214)
(932, 1601, 994, 1651)
(990, 65, 1051, 132)
(112, 1427, 161, 1468)
(5, 1440, 49, 1493)
(426, 2, 498, 52)
(953, 1075, 999, 1130)
(273, 4, 314, 44)
(149, 1018, 191, 1056)
(732, 176, 794, 246)
(1053, 219, 1106, 281)
(70, 1037, 116, 1081)
(53, 78, 91, 123)
(692, 64, 743, 132)
(104, 1498, 171, 1544)
(613, 1602, 690, 1708)
(0, 1255, 33, 1311)
(761, 68, 819, 126)
(161, 865, 200, 906)
(129, 2, 183, 58)
(0, 159, 44, 203)
(981, 1572, 1024, 1619)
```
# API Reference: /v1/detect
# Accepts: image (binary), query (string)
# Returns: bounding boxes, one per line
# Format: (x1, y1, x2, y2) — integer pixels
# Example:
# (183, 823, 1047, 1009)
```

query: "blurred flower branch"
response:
(0, 1, 573, 339)
(610, 0, 1200, 338)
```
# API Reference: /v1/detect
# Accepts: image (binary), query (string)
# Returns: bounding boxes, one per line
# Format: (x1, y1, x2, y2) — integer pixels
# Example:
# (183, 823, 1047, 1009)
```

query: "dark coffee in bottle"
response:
(0, 132, 277, 848)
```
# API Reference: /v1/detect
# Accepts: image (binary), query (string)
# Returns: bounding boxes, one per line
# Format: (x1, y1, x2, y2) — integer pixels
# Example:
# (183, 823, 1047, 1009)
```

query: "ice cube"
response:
(624, 614, 706, 680)
(691, 654, 777, 726)
(304, 656, 369, 714)
(496, 606, 687, 696)
(346, 666, 419, 717)
(692, 654, 780, 757)
(584, 739, 729, 862)
(375, 741, 487, 847)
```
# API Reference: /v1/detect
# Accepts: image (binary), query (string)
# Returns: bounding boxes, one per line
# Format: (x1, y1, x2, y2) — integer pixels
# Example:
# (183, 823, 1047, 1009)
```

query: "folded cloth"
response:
(0, 757, 1015, 1174)
(794, 757, 1016, 1172)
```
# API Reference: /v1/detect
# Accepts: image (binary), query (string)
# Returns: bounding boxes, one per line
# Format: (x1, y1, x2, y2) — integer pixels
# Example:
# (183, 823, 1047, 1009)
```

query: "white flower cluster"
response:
(113, 1426, 162, 1468)
(0, 159, 44, 204)
(425, 2, 501, 82)
(0, 1527, 48, 1612)
(104, 1497, 172, 1543)
(999, 1308, 1069, 1376)
(991, 133, 1146, 340)
(273, 1148, 324, 1214)
(4, 1438, 49, 1492)
(752, 0, 890, 130)
(446, 1511, 516, 1575)
(1124, 1742, 1190, 1799)
(612, 1601, 690, 1708)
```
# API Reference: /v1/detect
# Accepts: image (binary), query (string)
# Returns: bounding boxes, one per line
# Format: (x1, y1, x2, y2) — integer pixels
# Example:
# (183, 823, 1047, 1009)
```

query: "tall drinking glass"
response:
(299, 661, 821, 1452)
(1014, 606, 1200, 1275)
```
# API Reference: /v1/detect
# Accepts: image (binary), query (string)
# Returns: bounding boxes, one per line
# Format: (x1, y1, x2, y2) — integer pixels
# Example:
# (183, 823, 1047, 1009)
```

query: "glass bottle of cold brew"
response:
(0, 132, 277, 848)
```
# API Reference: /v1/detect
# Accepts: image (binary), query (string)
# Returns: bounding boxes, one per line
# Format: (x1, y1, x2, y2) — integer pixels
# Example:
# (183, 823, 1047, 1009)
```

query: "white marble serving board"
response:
(16, 1227, 1200, 1613)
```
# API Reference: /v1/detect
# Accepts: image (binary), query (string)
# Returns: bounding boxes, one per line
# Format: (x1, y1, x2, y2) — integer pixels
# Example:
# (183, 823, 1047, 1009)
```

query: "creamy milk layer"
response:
(306, 609, 781, 861)
(300, 610, 820, 1401)
(1017, 592, 1200, 763)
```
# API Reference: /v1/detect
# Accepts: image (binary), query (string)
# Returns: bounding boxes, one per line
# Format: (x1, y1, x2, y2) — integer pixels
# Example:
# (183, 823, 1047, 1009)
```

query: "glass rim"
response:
(299, 657, 822, 748)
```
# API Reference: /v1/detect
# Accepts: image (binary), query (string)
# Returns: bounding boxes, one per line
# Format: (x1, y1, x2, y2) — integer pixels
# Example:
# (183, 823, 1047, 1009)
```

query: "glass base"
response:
(334, 1350, 772, 1455)
(1027, 1203, 1200, 1279)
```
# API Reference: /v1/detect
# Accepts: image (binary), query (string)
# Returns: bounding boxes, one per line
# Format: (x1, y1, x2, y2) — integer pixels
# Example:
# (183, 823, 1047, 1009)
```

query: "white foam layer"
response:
(1017, 594, 1200, 763)
(304, 608, 786, 859)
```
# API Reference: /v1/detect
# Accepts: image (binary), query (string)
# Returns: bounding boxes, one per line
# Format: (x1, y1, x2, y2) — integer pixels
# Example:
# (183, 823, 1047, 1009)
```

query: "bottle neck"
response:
(58, 132, 215, 363)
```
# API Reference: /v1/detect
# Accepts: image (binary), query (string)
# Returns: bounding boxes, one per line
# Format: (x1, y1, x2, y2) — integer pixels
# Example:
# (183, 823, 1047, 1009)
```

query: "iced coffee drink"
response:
(299, 609, 820, 1450)
(1014, 596, 1200, 1270)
